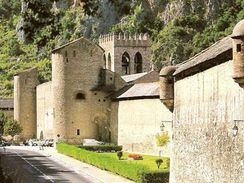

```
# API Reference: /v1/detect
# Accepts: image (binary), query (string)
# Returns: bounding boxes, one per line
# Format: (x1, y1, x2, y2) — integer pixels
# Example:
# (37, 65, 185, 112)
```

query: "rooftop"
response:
(0, 99, 14, 109)
(121, 72, 148, 83)
(232, 19, 244, 38)
(113, 82, 159, 100)
(52, 37, 104, 53)
(174, 36, 233, 79)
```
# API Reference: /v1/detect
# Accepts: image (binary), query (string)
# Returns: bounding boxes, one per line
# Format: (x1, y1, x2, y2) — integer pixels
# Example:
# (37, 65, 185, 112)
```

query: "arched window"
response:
(103, 54, 106, 69)
(108, 53, 111, 70)
(134, 52, 143, 73)
(122, 52, 130, 75)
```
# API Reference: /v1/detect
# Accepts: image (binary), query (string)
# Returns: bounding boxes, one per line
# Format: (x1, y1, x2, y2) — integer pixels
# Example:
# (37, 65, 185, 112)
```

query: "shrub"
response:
(138, 171, 169, 183)
(155, 159, 163, 169)
(117, 151, 123, 160)
(78, 145, 122, 152)
(156, 132, 170, 147)
(3, 117, 22, 137)
(128, 153, 143, 160)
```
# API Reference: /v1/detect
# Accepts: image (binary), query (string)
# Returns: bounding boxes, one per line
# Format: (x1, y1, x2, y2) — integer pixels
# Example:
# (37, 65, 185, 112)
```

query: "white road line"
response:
(13, 150, 55, 183)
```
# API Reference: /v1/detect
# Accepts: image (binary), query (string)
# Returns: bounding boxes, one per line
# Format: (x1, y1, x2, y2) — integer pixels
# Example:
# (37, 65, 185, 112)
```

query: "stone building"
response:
(0, 99, 14, 117)
(14, 33, 172, 155)
(111, 71, 172, 156)
(167, 19, 244, 183)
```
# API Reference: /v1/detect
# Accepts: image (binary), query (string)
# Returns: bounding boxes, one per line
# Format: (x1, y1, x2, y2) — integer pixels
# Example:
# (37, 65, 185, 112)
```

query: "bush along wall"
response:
(138, 171, 169, 183)
(78, 145, 122, 152)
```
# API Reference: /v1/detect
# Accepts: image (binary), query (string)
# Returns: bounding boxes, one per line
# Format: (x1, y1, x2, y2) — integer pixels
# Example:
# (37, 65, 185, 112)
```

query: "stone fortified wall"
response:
(170, 19, 244, 183)
(36, 81, 53, 139)
(116, 99, 172, 156)
(14, 68, 38, 140)
(171, 61, 244, 183)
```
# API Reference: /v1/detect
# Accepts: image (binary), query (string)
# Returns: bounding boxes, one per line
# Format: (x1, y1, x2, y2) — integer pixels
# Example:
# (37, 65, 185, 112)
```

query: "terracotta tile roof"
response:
(0, 99, 14, 109)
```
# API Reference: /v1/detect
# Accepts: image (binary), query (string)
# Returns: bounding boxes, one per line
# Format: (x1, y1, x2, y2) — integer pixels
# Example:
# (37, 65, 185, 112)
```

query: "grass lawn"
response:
(57, 143, 169, 182)
(111, 152, 169, 171)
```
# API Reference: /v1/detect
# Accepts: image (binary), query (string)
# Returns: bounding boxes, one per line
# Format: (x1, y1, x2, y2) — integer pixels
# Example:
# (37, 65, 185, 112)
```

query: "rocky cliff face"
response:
(16, 0, 236, 42)
(146, 0, 232, 23)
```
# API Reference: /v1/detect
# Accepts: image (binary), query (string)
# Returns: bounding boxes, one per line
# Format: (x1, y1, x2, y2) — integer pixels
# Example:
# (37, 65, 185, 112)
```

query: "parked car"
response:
(83, 139, 104, 146)
(44, 139, 54, 147)
(28, 139, 39, 146)
(1, 140, 11, 146)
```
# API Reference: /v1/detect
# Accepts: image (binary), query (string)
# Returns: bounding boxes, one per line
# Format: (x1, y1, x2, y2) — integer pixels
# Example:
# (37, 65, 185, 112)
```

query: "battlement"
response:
(99, 32, 149, 47)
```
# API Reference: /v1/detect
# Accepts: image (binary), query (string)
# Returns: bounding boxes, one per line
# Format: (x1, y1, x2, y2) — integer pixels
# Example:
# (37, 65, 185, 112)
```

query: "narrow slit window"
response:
(237, 44, 241, 52)
(65, 50, 68, 57)
(77, 129, 80, 136)
(76, 93, 85, 100)
(73, 50, 76, 57)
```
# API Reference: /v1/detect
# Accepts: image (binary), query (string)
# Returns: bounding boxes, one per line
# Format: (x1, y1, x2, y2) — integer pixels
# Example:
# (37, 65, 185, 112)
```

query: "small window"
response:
(65, 50, 68, 57)
(73, 50, 76, 57)
(108, 53, 112, 70)
(66, 58, 69, 63)
(77, 129, 80, 136)
(237, 44, 241, 52)
(76, 93, 85, 100)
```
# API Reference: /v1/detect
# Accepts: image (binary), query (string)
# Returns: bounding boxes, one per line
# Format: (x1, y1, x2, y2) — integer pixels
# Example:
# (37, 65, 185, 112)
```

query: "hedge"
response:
(56, 143, 169, 182)
(78, 145, 122, 152)
(138, 171, 169, 183)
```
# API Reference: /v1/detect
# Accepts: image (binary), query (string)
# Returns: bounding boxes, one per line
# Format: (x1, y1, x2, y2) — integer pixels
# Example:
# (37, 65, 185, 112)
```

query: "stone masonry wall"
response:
(117, 98, 172, 156)
(36, 81, 53, 139)
(14, 68, 38, 140)
(171, 60, 244, 183)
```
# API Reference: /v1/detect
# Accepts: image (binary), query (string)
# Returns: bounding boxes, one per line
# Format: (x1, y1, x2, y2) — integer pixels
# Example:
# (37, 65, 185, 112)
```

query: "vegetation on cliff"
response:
(0, 0, 244, 98)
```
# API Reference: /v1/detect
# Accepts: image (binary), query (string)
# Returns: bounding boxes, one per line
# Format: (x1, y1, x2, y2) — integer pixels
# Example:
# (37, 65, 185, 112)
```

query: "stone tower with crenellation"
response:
(99, 33, 151, 76)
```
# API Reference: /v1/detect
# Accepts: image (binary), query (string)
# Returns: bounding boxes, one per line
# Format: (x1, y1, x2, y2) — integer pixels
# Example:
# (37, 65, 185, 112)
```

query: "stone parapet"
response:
(99, 33, 149, 47)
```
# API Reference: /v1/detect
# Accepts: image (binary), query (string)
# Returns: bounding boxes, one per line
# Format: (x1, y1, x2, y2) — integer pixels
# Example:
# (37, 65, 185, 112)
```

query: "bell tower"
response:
(99, 33, 151, 76)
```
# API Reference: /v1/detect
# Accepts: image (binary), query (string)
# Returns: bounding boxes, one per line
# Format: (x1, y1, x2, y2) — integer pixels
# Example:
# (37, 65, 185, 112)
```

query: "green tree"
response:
(4, 118, 22, 137)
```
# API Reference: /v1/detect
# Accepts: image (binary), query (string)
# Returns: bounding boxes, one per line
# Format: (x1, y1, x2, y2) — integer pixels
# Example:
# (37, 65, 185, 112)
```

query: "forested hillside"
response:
(0, 0, 244, 98)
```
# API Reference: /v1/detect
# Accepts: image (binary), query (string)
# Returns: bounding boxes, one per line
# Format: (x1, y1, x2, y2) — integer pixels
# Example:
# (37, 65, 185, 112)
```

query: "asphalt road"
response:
(0, 147, 93, 183)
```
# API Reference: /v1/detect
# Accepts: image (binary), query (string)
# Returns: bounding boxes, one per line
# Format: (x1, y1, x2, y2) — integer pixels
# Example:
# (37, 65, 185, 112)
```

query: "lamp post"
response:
(160, 123, 165, 132)
(160, 121, 173, 132)
(232, 120, 244, 137)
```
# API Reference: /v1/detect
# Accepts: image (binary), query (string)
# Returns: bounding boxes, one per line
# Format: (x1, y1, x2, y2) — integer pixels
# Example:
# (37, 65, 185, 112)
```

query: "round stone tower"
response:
(14, 68, 38, 140)
(231, 19, 244, 84)
(52, 38, 105, 143)
(159, 66, 177, 112)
